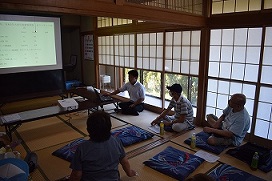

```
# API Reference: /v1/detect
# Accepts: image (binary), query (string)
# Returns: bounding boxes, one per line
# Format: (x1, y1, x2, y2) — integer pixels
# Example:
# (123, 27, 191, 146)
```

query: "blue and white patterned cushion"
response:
(144, 146, 204, 181)
(184, 131, 228, 154)
(53, 126, 154, 162)
(52, 138, 86, 162)
(208, 164, 266, 181)
(111, 126, 154, 146)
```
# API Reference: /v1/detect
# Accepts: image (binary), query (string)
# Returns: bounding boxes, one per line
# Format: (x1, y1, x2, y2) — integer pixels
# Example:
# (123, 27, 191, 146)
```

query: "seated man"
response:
(104, 70, 145, 116)
(151, 84, 194, 132)
(203, 93, 250, 146)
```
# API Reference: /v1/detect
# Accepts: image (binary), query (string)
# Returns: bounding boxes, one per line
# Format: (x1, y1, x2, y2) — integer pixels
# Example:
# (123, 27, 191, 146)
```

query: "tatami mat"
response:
(111, 110, 178, 139)
(3, 99, 271, 181)
(58, 111, 128, 135)
(119, 141, 218, 181)
(111, 109, 158, 126)
(35, 141, 72, 181)
(29, 168, 49, 181)
(16, 116, 83, 151)
(219, 150, 272, 180)
(171, 128, 271, 180)
(170, 127, 203, 150)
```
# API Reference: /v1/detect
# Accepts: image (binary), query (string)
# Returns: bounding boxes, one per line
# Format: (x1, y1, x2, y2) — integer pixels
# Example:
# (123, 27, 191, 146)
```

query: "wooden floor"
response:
(0, 98, 271, 181)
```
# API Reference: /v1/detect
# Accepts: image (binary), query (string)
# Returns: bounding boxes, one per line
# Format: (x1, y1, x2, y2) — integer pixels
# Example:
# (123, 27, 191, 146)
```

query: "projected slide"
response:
(0, 21, 57, 68)
(0, 14, 62, 74)
(0, 21, 56, 68)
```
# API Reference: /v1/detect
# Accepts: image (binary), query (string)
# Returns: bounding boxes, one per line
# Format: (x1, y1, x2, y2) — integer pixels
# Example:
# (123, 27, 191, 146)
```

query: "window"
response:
(256, 86, 272, 139)
(212, 0, 262, 14)
(98, 30, 200, 110)
(264, 0, 272, 9)
(137, 33, 163, 71)
(207, 26, 272, 141)
(126, 0, 203, 15)
(165, 31, 200, 75)
(97, 17, 132, 28)
(143, 70, 161, 98)
(255, 27, 272, 140)
(98, 36, 114, 65)
(165, 73, 198, 106)
(114, 34, 135, 68)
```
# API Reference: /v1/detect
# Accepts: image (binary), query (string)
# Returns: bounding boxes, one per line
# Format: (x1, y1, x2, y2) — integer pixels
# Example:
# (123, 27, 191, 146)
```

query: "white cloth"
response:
(118, 81, 145, 102)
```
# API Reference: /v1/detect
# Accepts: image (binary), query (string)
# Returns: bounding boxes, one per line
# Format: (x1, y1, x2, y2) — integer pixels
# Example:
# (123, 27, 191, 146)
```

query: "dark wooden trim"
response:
(250, 136, 272, 149)
(196, 28, 210, 127)
(208, 10, 272, 28)
(95, 22, 202, 36)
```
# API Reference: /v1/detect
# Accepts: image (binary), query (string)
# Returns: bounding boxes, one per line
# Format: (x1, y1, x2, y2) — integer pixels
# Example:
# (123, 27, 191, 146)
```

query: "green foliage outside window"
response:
(124, 68, 198, 106)
(143, 71, 161, 97)
(165, 73, 198, 106)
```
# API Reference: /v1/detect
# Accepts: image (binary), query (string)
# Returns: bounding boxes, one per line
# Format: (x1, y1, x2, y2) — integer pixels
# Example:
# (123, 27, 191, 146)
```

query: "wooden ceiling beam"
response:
(96, 22, 202, 36)
(208, 10, 272, 28)
(0, 0, 205, 27)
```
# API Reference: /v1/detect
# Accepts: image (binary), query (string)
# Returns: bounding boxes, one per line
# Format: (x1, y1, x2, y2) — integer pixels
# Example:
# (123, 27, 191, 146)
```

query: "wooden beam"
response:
(0, 0, 205, 27)
(95, 21, 202, 36)
(208, 10, 272, 28)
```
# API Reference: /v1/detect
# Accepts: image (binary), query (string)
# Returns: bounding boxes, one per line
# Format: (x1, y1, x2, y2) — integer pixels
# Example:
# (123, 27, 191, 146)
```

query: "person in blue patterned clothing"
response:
(151, 84, 194, 132)
(204, 93, 250, 146)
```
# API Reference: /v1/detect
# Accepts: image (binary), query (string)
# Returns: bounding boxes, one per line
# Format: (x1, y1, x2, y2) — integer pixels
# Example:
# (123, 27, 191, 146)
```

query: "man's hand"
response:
(151, 118, 160, 126)
(127, 169, 137, 177)
(203, 126, 214, 133)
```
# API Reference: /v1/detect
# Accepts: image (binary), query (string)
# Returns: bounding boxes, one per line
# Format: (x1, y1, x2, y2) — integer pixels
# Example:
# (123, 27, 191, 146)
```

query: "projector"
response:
(58, 98, 79, 111)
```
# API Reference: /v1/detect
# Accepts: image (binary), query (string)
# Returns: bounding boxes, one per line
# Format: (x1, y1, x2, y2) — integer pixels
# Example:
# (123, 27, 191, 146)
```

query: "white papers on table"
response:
(148, 125, 160, 134)
(194, 150, 220, 163)
(0, 113, 21, 124)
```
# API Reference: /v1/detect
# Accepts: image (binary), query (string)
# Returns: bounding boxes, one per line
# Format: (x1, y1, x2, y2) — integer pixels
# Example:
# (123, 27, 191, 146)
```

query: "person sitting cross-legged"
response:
(203, 93, 250, 146)
(151, 83, 194, 132)
(104, 70, 145, 116)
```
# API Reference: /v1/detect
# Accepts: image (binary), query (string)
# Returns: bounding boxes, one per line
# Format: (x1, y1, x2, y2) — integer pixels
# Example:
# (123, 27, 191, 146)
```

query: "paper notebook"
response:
(148, 125, 160, 134)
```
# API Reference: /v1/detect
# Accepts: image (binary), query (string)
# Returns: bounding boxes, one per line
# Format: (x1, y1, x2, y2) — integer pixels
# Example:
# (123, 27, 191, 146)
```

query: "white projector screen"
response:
(0, 14, 62, 74)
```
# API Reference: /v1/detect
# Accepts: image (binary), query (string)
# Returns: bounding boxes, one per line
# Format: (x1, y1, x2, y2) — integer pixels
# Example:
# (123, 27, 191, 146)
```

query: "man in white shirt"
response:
(105, 70, 145, 116)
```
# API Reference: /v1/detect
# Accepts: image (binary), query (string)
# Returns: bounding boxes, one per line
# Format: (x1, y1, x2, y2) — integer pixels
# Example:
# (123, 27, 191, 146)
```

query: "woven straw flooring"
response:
(1, 99, 271, 181)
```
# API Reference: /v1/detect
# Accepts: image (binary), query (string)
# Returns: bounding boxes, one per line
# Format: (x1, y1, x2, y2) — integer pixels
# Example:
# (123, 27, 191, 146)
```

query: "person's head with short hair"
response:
(128, 70, 138, 84)
(128, 70, 138, 78)
(229, 93, 246, 112)
(166, 83, 183, 97)
(87, 111, 112, 142)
